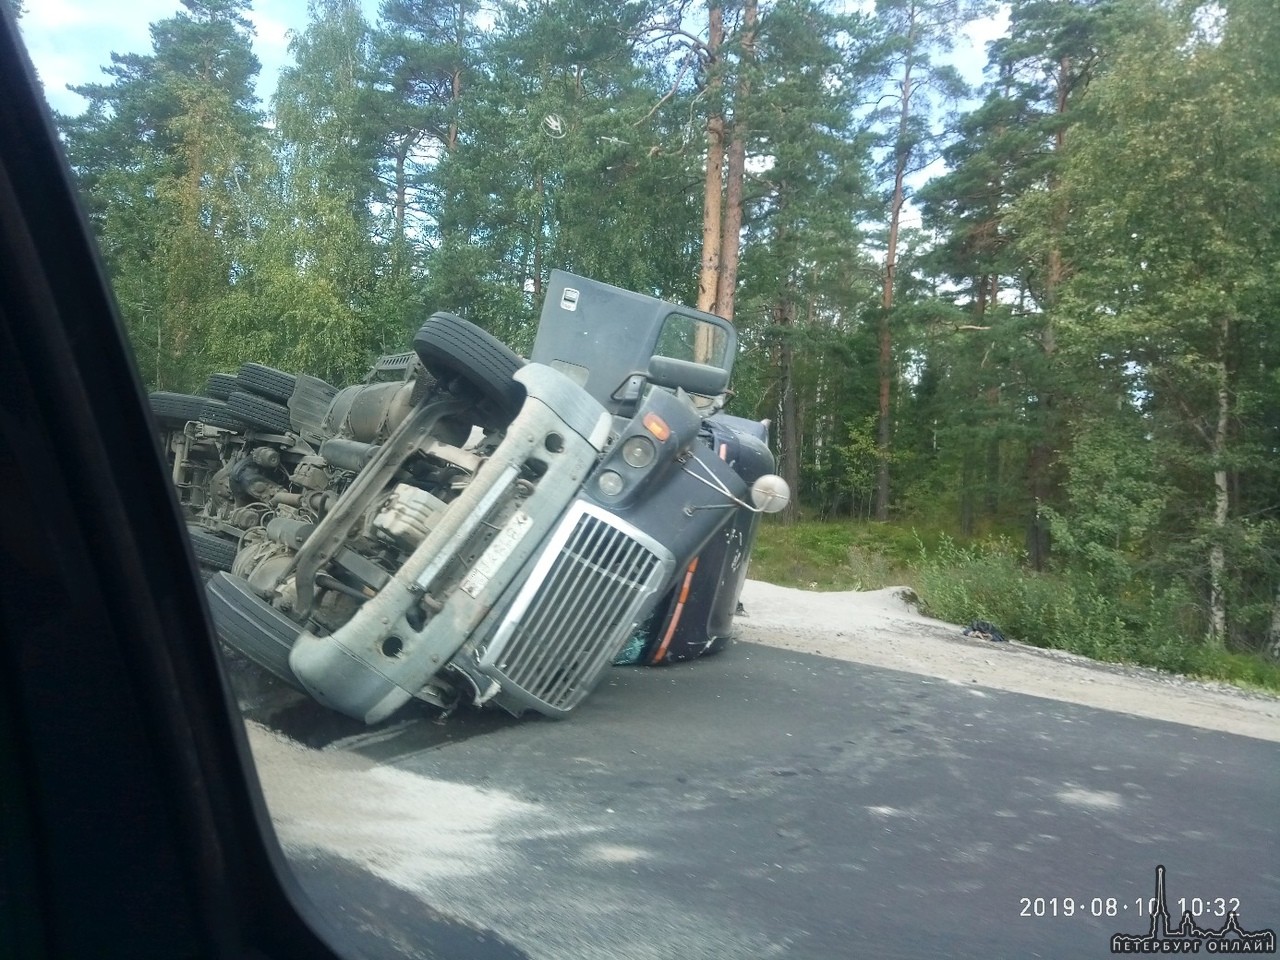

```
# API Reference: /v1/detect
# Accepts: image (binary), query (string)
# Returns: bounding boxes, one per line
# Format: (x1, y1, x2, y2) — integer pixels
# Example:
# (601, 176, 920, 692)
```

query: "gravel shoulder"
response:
(738, 579, 1280, 743)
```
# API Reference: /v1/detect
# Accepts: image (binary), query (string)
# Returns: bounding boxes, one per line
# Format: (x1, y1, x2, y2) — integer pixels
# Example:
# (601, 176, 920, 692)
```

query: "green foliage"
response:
(914, 536, 1280, 692)
(750, 519, 928, 592)
(1042, 0, 1280, 648)
(750, 521, 1280, 690)
(419, 0, 702, 340)
(249, 0, 406, 380)
(58, 0, 264, 391)
(833, 415, 914, 518)
(1041, 418, 1172, 594)
(45, 0, 1280, 666)
(917, 536, 1128, 651)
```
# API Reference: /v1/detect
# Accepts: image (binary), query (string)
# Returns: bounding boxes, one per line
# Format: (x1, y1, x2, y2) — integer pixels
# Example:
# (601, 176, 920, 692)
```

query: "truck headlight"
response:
(597, 470, 625, 497)
(620, 435, 656, 468)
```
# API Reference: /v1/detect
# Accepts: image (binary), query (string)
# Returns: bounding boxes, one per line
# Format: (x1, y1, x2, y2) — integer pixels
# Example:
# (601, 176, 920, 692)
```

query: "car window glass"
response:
(17, 1, 1279, 958)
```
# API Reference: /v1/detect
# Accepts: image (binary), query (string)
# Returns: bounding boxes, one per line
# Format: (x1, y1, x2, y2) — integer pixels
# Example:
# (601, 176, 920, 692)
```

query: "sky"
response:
(17, 0, 1009, 118)
(14, 0, 1006, 236)
(16, 0, 333, 115)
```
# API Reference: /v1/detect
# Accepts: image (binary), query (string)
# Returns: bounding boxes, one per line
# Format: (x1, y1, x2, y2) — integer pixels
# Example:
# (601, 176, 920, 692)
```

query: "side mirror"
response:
(647, 356, 730, 396)
(750, 475, 791, 514)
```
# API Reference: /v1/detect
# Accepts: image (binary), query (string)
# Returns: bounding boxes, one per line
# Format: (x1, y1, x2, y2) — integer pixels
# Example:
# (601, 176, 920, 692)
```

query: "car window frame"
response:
(0, 9, 355, 958)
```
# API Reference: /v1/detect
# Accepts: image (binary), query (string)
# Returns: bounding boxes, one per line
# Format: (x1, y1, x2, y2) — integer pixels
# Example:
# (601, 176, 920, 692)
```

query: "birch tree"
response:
(1052, 0, 1280, 647)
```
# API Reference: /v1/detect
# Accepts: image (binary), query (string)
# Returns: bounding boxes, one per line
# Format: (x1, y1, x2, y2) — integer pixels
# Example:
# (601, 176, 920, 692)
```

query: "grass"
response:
(748, 519, 925, 592)
(749, 520, 1280, 695)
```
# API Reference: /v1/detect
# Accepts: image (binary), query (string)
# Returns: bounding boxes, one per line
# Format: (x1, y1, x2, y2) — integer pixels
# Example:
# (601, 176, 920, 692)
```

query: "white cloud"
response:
(16, 0, 317, 114)
(965, 3, 1011, 48)
(248, 1, 296, 59)
(19, 0, 172, 112)
(245, 0, 300, 104)
(955, 3, 1011, 85)
(26, 0, 174, 40)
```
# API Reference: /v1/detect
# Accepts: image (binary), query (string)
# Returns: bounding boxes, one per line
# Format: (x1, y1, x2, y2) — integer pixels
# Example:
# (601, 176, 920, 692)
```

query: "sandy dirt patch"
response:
(737, 580, 1280, 743)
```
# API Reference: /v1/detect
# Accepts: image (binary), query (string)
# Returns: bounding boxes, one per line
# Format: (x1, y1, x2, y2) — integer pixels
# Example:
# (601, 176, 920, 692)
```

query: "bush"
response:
(914, 536, 1280, 692)
(914, 536, 1121, 653)
(748, 522, 1280, 693)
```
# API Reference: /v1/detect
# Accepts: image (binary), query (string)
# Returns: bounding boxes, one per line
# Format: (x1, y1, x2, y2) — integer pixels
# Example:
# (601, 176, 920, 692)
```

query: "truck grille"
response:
(478, 502, 673, 714)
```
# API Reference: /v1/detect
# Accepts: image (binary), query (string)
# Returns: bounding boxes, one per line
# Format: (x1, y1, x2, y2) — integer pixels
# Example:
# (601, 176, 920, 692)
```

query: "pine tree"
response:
(372, 0, 478, 248)
(993, 0, 1119, 565)
(59, 0, 263, 389)
(422, 0, 698, 345)
(735, 0, 880, 521)
(868, 0, 988, 521)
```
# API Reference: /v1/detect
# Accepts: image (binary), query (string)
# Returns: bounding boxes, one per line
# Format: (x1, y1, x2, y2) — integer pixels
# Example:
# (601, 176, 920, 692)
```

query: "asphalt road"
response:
(236, 641, 1280, 960)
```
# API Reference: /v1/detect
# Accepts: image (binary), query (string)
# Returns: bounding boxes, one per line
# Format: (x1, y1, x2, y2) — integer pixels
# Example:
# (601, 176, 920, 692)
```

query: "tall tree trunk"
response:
(715, 0, 756, 323)
(960, 453, 975, 536)
(448, 70, 461, 152)
(1267, 585, 1280, 660)
(697, 4, 725, 314)
(1042, 54, 1071, 304)
(984, 386, 1001, 516)
(877, 10, 916, 521)
(1207, 316, 1231, 648)
(1025, 440, 1052, 569)
(973, 277, 1002, 518)
(767, 193, 800, 523)
(170, 107, 210, 384)
(447, 0, 467, 152)
(532, 173, 544, 302)
(1026, 55, 1073, 569)
(393, 136, 409, 245)
(775, 295, 801, 525)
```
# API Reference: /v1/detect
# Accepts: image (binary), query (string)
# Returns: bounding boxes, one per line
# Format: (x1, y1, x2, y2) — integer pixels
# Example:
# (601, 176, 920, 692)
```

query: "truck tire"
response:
(412, 312, 524, 425)
(187, 527, 237, 572)
(199, 399, 244, 431)
(206, 572, 305, 691)
(227, 390, 292, 434)
(204, 372, 238, 400)
(149, 391, 207, 424)
(237, 362, 297, 403)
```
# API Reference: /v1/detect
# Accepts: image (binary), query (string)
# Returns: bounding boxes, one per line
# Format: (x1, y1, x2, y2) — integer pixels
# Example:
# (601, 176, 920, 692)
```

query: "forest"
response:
(20, 0, 1280, 679)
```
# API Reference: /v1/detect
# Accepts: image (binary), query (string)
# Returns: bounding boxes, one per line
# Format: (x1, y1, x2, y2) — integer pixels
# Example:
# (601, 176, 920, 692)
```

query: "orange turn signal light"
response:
(642, 413, 671, 442)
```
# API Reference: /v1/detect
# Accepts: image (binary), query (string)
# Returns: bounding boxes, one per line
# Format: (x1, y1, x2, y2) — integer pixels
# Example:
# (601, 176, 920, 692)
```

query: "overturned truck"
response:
(152, 272, 789, 724)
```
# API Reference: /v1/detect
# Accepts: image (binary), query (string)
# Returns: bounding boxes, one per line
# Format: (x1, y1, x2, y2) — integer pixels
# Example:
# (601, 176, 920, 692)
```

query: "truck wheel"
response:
(237, 362, 297, 403)
(204, 372, 238, 400)
(205, 572, 305, 691)
(149, 391, 207, 424)
(187, 527, 237, 572)
(227, 390, 292, 434)
(199, 399, 244, 431)
(412, 312, 524, 425)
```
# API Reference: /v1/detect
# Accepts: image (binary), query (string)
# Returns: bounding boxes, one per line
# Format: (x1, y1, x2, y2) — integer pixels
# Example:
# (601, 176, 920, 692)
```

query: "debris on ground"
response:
(963, 620, 1008, 642)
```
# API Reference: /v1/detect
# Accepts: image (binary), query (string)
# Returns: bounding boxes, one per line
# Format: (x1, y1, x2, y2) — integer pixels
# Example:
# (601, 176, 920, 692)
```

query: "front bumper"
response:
(288, 364, 612, 724)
